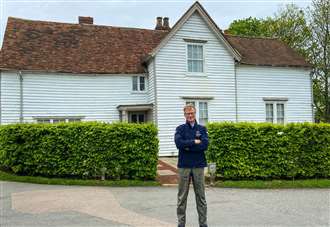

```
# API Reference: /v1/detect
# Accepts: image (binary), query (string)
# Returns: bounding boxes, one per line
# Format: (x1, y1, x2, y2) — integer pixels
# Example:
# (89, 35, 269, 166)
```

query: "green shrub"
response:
(0, 122, 159, 180)
(207, 122, 330, 180)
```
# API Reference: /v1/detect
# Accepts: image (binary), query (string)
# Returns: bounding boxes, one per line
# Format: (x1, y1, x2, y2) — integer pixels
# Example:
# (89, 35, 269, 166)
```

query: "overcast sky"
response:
(0, 0, 312, 46)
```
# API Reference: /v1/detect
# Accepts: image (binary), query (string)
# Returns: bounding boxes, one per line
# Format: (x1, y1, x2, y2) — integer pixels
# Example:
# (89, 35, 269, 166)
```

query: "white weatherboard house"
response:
(0, 2, 312, 156)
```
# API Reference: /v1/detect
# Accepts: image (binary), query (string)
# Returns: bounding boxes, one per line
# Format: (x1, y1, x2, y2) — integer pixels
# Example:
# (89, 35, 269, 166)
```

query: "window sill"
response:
(131, 91, 147, 94)
(185, 72, 207, 77)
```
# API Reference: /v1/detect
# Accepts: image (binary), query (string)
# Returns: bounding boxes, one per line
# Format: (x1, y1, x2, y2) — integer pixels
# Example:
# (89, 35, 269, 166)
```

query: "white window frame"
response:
(185, 100, 208, 125)
(132, 75, 146, 92)
(35, 117, 83, 124)
(186, 43, 206, 76)
(264, 101, 287, 124)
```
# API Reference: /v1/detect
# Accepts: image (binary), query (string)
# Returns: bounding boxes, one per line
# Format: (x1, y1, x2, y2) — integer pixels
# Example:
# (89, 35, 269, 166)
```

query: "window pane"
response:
(192, 45, 198, 59)
(138, 114, 145, 123)
(197, 45, 203, 59)
(132, 76, 138, 91)
(266, 103, 274, 123)
(68, 118, 81, 122)
(131, 114, 137, 123)
(277, 103, 285, 124)
(188, 60, 193, 72)
(139, 76, 145, 91)
(192, 60, 197, 72)
(199, 102, 208, 124)
(196, 60, 203, 72)
(53, 119, 65, 123)
(37, 119, 50, 123)
(188, 45, 193, 59)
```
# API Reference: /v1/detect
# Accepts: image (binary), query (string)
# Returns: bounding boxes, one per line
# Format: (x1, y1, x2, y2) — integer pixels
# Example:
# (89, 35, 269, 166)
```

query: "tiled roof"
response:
(225, 35, 311, 68)
(0, 17, 310, 74)
(0, 17, 169, 74)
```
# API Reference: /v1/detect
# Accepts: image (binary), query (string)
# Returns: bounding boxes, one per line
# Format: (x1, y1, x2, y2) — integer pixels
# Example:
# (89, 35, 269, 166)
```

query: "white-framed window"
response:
(187, 44, 204, 73)
(265, 102, 286, 124)
(36, 117, 82, 124)
(185, 100, 208, 125)
(132, 76, 146, 91)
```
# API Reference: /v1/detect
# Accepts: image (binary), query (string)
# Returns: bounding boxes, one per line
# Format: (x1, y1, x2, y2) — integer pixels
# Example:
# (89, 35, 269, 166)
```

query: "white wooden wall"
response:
(0, 71, 148, 124)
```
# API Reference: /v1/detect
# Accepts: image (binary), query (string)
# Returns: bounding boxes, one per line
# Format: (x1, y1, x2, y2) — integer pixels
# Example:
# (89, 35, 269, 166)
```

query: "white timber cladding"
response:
(236, 65, 313, 122)
(147, 59, 156, 123)
(155, 12, 236, 156)
(0, 71, 148, 124)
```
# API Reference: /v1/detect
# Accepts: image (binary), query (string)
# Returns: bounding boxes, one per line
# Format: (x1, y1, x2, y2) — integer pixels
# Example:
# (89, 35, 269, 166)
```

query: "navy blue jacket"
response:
(174, 121, 208, 168)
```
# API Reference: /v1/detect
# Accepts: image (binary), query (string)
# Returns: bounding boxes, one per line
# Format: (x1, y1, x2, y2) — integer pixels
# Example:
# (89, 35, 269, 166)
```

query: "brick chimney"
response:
(79, 16, 93, 25)
(155, 17, 163, 30)
(163, 17, 170, 30)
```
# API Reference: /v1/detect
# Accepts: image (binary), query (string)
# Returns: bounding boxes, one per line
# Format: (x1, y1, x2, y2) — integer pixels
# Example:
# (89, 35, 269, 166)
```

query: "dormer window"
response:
(187, 43, 204, 73)
(132, 76, 145, 91)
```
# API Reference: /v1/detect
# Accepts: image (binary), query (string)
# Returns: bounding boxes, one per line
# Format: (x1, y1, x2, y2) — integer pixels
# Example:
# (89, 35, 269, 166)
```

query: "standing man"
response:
(174, 104, 208, 227)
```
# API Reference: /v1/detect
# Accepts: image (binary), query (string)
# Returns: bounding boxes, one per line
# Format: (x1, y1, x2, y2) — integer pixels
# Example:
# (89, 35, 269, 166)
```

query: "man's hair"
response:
(183, 104, 196, 113)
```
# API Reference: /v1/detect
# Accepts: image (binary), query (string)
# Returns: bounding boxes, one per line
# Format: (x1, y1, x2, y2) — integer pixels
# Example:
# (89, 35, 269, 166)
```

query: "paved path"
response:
(1, 181, 329, 227)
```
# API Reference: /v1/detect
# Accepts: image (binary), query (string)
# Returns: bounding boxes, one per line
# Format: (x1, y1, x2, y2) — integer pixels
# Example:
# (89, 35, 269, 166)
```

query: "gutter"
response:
(19, 70, 23, 123)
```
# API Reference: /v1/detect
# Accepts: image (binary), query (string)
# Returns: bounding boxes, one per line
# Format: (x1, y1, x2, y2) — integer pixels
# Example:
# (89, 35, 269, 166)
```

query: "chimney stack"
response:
(163, 17, 170, 30)
(79, 16, 93, 25)
(155, 17, 163, 30)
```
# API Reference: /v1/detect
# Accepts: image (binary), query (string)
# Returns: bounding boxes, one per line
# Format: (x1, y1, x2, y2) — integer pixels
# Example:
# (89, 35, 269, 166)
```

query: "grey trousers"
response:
(177, 168, 207, 227)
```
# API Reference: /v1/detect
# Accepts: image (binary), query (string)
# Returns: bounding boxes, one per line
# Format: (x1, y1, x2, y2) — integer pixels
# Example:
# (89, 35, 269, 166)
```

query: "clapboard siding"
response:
(1, 72, 21, 124)
(147, 59, 156, 123)
(155, 12, 236, 156)
(236, 65, 313, 122)
(0, 72, 148, 124)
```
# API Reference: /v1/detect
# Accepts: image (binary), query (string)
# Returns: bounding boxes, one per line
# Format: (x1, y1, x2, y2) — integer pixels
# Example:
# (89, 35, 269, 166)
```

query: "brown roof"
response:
(0, 17, 310, 74)
(0, 17, 169, 74)
(225, 35, 311, 68)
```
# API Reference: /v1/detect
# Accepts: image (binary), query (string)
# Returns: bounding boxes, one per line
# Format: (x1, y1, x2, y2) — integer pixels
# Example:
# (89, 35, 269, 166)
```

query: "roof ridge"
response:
(7, 16, 168, 33)
(225, 34, 279, 40)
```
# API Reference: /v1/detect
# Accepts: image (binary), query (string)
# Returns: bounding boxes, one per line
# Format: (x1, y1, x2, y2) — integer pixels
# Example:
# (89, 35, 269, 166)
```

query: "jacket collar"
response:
(186, 120, 197, 129)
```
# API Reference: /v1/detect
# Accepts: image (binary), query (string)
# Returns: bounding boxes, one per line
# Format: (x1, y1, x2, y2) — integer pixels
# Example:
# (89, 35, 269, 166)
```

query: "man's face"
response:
(184, 107, 196, 123)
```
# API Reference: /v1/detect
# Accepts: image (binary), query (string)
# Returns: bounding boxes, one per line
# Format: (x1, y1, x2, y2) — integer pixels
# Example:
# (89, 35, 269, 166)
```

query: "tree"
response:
(270, 4, 311, 58)
(226, 16, 271, 37)
(308, 0, 330, 122)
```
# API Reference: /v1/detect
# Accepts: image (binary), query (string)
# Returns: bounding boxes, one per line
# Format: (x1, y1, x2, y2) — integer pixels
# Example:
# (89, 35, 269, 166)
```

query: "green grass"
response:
(214, 179, 330, 189)
(0, 170, 160, 187)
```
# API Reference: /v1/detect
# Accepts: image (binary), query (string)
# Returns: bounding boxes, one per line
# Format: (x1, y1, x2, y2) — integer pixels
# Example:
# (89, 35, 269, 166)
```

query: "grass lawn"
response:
(214, 179, 330, 189)
(0, 170, 160, 187)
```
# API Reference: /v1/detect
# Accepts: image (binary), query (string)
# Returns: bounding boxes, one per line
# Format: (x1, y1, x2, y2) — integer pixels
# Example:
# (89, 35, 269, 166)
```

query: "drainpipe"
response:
(310, 71, 314, 123)
(0, 70, 1, 125)
(234, 62, 238, 122)
(19, 70, 23, 123)
(153, 58, 158, 126)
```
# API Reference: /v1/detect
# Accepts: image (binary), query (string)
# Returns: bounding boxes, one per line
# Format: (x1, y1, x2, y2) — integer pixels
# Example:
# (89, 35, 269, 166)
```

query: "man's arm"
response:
(174, 126, 195, 150)
(198, 126, 209, 151)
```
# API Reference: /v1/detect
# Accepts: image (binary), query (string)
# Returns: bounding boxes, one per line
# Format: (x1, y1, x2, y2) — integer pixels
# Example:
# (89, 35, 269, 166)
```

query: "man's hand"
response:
(194, 139, 201, 144)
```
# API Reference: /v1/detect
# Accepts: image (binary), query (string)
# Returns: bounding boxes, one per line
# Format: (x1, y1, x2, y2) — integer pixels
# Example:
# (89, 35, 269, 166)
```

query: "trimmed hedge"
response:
(207, 122, 330, 180)
(0, 122, 159, 180)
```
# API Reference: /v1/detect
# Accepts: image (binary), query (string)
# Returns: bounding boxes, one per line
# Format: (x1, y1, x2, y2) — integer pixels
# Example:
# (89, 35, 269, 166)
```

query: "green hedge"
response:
(0, 122, 159, 180)
(207, 122, 330, 180)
